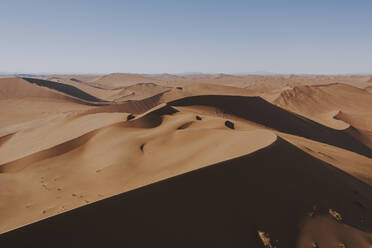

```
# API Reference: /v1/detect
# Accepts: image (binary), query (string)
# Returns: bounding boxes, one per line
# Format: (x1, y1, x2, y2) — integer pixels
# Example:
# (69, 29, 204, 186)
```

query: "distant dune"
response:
(59, 73, 372, 90)
(365, 86, 372, 93)
(0, 77, 74, 101)
(21, 77, 106, 103)
(90, 73, 157, 89)
(0, 75, 371, 247)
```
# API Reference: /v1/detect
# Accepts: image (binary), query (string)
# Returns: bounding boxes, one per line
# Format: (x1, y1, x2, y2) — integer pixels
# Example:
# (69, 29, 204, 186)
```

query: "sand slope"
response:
(0, 78, 96, 131)
(21, 77, 106, 103)
(0, 138, 371, 247)
(169, 95, 372, 157)
(47, 77, 127, 101)
(90, 73, 157, 88)
(365, 86, 372, 93)
(86, 73, 372, 91)
(271, 83, 372, 151)
(0, 104, 276, 233)
(0, 77, 74, 101)
(47, 76, 171, 102)
(273, 84, 372, 128)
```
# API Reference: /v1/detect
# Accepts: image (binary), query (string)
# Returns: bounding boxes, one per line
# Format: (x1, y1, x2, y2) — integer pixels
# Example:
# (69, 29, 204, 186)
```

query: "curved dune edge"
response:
(0, 77, 74, 102)
(21, 77, 107, 104)
(279, 132, 372, 186)
(47, 77, 131, 101)
(272, 83, 372, 129)
(333, 111, 372, 149)
(49, 76, 172, 102)
(0, 91, 175, 166)
(0, 112, 127, 166)
(168, 95, 372, 158)
(0, 133, 15, 147)
(0, 130, 99, 173)
(0, 106, 277, 234)
(365, 86, 372, 93)
(0, 138, 371, 247)
(0, 104, 178, 169)
(0, 102, 180, 167)
(0, 89, 169, 139)
(80, 90, 171, 116)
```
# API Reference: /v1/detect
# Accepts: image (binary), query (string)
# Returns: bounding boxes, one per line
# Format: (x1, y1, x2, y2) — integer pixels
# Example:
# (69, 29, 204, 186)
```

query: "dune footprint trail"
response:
(0, 104, 276, 234)
(0, 138, 372, 247)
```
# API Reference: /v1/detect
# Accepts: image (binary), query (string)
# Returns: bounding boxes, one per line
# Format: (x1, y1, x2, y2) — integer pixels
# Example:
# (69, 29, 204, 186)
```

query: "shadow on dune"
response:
(124, 105, 179, 128)
(22, 77, 106, 103)
(0, 138, 371, 247)
(0, 104, 179, 172)
(169, 95, 372, 158)
(84, 91, 169, 115)
(0, 133, 15, 147)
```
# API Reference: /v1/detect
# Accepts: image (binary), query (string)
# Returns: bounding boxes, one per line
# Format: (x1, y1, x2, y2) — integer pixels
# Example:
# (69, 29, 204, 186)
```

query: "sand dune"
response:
(0, 77, 74, 101)
(47, 76, 171, 102)
(0, 104, 275, 233)
(90, 73, 158, 89)
(1, 138, 371, 247)
(365, 86, 372, 93)
(47, 74, 102, 83)
(21, 77, 106, 103)
(63, 73, 372, 91)
(112, 83, 171, 101)
(272, 84, 372, 128)
(0, 75, 371, 246)
(47, 77, 127, 101)
(0, 78, 96, 132)
(181, 82, 257, 96)
(169, 95, 372, 157)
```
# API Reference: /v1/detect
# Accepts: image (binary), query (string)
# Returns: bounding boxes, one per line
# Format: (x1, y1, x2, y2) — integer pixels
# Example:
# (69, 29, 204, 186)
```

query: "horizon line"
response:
(2, 72, 371, 76)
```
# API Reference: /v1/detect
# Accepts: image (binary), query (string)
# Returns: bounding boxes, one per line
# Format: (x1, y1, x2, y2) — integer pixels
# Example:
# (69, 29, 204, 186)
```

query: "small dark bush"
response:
(225, 120, 235, 129)
(127, 114, 135, 121)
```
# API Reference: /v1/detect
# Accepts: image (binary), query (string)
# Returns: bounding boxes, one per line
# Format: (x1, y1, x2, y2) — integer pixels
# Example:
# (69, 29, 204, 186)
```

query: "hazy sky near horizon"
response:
(1, 0, 371, 74)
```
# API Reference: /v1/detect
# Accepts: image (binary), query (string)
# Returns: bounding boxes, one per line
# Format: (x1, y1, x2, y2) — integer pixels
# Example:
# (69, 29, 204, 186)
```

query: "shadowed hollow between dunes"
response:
(169, 95, 372, 158)
(0, 138, 371, 248)
(21, 77, 106, 103)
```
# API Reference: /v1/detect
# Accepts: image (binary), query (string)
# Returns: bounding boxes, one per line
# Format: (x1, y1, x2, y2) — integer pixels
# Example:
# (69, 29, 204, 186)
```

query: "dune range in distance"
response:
(0, 73, 372, 247)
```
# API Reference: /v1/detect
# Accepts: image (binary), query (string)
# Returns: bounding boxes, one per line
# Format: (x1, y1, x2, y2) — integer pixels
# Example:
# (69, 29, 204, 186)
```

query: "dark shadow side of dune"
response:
(21, 77, 106, 103)
(0, 104, 179, 173)
(1, 138, 371, 248)
(169, 95, 372, 158)
(83, 91, 169, 115)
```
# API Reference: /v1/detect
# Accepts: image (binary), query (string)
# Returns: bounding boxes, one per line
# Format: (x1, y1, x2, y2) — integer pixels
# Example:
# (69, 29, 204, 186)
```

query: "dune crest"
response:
(169, 95, 372, 157)
(0, 75, 372, 246)
(0, 102, 276, 233)
(1, 138, 372, 247)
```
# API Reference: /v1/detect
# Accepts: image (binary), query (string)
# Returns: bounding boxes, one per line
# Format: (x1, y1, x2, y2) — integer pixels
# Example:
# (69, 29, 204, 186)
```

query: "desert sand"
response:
(0, 74, 372, 247)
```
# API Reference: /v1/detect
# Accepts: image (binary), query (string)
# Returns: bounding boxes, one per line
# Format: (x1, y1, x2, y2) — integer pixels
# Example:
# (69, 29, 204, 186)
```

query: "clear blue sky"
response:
(1, 0, 371, 74)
